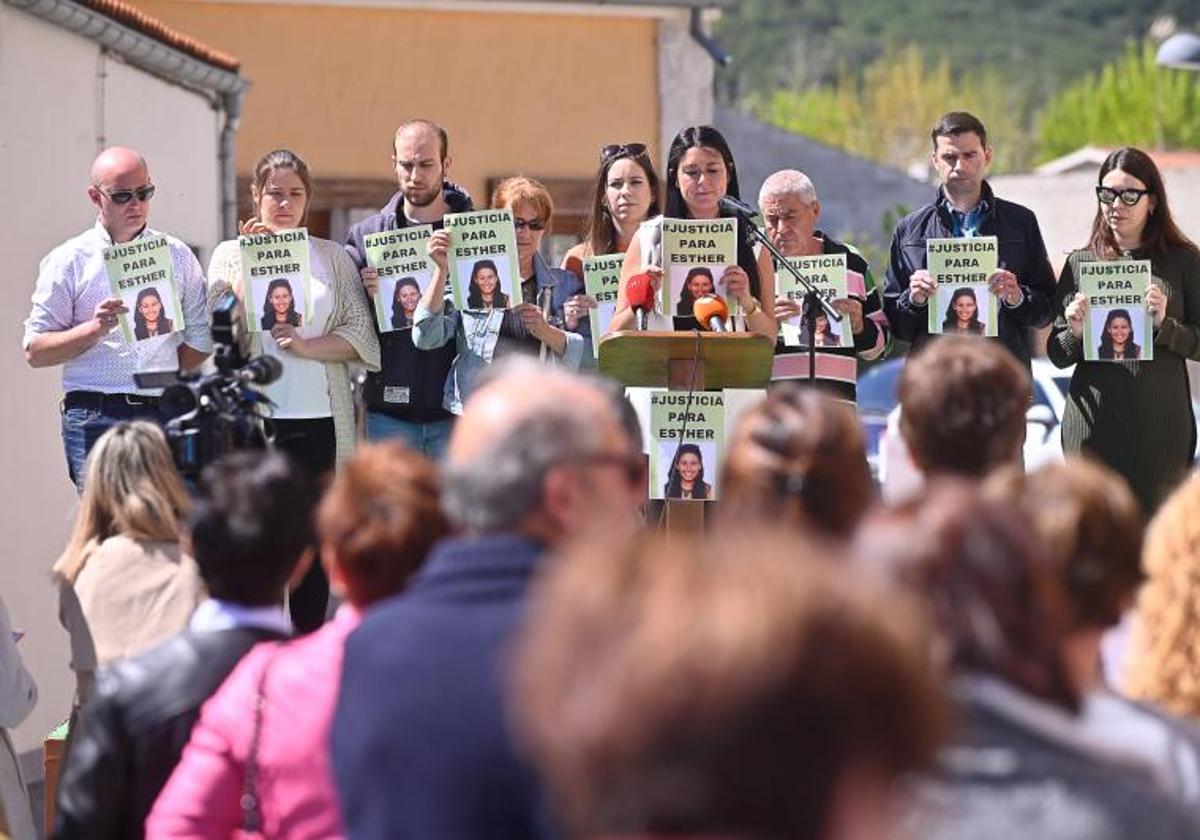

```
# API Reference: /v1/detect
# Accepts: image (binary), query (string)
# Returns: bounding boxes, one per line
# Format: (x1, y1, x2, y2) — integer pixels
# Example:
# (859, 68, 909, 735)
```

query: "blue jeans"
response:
(61, 399, 161, 492)
(365, 412, 454, 461)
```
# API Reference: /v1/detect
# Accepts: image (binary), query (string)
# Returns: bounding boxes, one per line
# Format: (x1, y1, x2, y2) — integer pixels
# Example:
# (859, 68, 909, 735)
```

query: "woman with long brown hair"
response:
(561, 142, 660, 276)
(207, 148, 380, 630)
(1047, 146, 1200, 514)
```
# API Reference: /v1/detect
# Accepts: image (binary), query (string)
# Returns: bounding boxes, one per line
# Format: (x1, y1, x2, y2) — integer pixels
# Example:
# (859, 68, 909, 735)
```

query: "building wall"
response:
(0, 2, 222, 757)
(134, 1, 665, 210)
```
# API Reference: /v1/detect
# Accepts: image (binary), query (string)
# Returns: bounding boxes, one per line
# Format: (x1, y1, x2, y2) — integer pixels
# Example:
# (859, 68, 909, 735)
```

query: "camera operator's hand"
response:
(92, 297, 128, 336)
(271, 323, 306, 355)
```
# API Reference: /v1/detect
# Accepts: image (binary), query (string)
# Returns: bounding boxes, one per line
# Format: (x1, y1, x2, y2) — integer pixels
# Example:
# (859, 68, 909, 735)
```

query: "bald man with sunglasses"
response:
(23, 147, 211, 490)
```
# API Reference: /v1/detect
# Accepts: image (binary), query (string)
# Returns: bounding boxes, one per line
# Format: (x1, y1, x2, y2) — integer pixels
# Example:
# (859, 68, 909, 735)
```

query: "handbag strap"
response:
(240, 643, 281, 834)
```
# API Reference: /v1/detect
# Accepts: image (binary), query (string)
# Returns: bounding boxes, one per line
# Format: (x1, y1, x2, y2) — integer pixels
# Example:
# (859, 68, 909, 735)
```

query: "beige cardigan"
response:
(207, 236, 381, 465)
(59, 536, 205, 698)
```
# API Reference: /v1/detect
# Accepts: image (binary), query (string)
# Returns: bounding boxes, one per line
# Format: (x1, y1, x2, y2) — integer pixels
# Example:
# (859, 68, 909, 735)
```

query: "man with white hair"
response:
(758, 169, 890, 401)
(23, 147, 211, 489)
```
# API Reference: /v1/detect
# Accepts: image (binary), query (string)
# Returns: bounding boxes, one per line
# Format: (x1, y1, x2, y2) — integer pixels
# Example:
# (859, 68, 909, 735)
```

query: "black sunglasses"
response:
(99, 184, 156, 204)
(577, 450, 645, 486)
(513, 218, 546, 232)
(601, 143, 648, 163)
(1096, 186, 1151, 207)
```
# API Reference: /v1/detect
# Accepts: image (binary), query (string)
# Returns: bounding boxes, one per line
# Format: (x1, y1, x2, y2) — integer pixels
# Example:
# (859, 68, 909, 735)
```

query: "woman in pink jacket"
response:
(146, 442, 451, 839)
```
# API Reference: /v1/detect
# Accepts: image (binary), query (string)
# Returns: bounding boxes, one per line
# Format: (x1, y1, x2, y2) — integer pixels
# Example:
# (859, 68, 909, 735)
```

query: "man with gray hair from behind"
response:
(758, 169, 890, 402)
(332, 358, 645, 840)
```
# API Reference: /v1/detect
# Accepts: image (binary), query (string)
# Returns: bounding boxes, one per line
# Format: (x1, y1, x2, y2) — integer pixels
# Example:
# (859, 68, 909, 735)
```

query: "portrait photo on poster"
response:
(936, 284, 989, 336)
(1090, 306, 1145, 361)
(658, 440, 718, 500)
(797, 300, 845, 348)
(671, 264, 728, 316)
(124, 284, 180, 342)
(459, 257, 513, 310)
(381, 271, 431, 331)
(256, 276, 304, 332)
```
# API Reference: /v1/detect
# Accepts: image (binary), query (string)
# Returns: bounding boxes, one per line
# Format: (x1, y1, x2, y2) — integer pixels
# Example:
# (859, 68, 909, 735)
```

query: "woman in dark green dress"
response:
(1048, 147, 1200, 514)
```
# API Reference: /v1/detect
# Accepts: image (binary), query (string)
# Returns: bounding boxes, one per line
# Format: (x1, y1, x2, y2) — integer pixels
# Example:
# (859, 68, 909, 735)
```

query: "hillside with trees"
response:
(714, 1, 1200, 172)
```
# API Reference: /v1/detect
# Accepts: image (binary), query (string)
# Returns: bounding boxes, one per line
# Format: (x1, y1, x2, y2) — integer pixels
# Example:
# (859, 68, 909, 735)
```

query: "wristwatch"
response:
(742, 297, 760, 317)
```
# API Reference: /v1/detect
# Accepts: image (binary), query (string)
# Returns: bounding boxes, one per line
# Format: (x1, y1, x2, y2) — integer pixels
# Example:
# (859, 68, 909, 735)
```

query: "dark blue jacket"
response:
(343, 183, 473, 422)
(332, 534, 555, 840)
(884, 182, 1056, 368)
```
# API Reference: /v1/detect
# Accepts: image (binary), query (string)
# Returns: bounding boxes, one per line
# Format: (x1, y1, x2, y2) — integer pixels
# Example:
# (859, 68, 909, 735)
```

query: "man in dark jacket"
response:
(884, 111, 1055, 368)
(344, 118, 472, 458)
(332, 360, 645, 840)
(52, 451, 319, 840)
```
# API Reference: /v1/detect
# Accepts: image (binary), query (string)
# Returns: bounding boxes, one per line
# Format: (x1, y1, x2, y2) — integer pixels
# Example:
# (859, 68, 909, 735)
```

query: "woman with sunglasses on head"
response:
(207, 148, 380, 632)
(608, 126, 777, 340)
(1048, 147, 1200, 515)
(415, 176, 588, 413)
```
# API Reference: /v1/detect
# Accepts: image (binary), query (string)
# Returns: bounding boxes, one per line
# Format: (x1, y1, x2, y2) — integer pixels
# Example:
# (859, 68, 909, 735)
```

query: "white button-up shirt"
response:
(23, 221, 212, 394)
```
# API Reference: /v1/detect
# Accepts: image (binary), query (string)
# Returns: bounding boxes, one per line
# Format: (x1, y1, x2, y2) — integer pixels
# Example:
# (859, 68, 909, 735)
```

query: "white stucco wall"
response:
(0, 2, 222, 760)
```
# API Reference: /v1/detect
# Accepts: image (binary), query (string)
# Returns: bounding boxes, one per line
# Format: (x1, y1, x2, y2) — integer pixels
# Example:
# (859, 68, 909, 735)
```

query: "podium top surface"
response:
(597, 330, 775, 389)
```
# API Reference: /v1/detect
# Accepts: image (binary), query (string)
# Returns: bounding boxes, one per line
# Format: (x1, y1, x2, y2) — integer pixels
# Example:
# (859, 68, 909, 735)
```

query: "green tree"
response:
(1037, 41, 1200, 161)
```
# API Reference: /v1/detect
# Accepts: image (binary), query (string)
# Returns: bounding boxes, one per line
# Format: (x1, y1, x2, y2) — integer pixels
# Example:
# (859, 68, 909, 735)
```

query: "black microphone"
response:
(717, 195, 757, 219)
(236, 355, 283, 386)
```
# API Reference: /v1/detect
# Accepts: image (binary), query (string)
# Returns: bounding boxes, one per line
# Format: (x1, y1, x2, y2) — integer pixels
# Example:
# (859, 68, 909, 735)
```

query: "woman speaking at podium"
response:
(608, 126, 777, 340)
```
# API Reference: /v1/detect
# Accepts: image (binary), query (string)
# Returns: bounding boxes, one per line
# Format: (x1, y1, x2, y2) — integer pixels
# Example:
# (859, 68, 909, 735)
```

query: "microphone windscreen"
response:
(693, 294, 729, 329)
(626, 272, 657, 310)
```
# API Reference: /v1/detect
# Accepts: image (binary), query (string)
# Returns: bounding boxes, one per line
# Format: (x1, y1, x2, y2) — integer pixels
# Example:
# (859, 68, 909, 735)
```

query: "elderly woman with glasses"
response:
(1048, 146, 1200, 515)
(414, 176, 589, 413)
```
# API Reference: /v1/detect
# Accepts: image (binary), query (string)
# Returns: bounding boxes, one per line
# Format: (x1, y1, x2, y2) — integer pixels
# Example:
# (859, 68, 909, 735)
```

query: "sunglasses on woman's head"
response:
(601, 143, 648, 162)
(99, 184, 156, 204)
(1096, 186, 1150, 207)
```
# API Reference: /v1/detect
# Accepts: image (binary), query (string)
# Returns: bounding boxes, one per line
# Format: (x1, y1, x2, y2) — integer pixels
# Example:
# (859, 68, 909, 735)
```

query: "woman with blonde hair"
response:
(1126, 472, 1200, 721)
(55, 421, 203, 703)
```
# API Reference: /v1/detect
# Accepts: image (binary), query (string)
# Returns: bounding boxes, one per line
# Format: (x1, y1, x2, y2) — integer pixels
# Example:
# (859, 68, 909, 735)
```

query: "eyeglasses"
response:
(1096, 186, 1151, 207)
(98, 184, 156, 204)
(576, 450, 645, 486)
(601, 143, 648, 162)
(513, 218, 546, 232)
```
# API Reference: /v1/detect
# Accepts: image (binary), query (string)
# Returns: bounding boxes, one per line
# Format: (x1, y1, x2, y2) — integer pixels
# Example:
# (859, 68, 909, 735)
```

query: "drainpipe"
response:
(689, 7, 730, 66)
(218, 89, 245, 238)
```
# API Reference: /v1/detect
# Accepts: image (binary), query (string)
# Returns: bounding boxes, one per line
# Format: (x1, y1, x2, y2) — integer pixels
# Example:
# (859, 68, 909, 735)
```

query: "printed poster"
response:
(364, 226, 435, 332)
(778, 253, 852, 349)
(926, 236, 998, 338)
(104, 235, 183, 343)
(661, 218, 738, 320)
(649, 390, 725, 501)
(239, 228, 312, 333)
(445, 209, 520, 311)
(584, 253, 624, 356)
(1079, 260, 1154, 362)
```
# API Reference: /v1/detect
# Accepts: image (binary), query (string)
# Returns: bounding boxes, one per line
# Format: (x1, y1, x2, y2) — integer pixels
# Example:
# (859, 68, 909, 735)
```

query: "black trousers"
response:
(271, 416, 336, 633)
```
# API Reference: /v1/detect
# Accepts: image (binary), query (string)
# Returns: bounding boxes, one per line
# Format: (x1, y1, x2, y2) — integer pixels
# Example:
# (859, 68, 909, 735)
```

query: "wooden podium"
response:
(599, 330, 774, 531)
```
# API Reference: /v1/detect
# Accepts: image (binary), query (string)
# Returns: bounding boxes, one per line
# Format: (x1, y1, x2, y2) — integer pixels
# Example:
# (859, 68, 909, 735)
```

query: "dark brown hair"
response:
(719, 385, 874, 538)
(856, 481, 1077, 711)
(983, 460, 1144, 632)
(1086, 146, 1199, 259)
(514, 531, 946, 839)
(899, 337, 1029, 478)
(316, 442, 450, 608)
(581, 146, 661, 257)
(930, 111, 988, 149)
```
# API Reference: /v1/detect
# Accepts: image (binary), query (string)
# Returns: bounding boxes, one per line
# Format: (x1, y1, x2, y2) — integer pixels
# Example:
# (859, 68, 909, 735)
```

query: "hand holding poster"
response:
(778, 253, 852, 348)
(650, 390, 725, 501)
(1079, 260, 1153, 362)
(105, 235, 183, 343)
(239, 228, 312, 333)
(364, 226, 434, 332)
(445, 209, 520, 311)
(662, 218, 738, 319)
(926, 236, 998, 337)
(584, 253, 624, 355)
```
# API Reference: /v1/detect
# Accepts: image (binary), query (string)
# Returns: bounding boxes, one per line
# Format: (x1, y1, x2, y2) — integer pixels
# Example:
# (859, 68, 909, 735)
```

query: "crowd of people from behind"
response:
(3, 104, 1200, 838)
